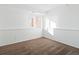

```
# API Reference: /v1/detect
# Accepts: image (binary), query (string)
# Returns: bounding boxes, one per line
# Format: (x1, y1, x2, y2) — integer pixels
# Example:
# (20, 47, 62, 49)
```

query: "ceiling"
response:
(0, 4, 61, 13)
(24, 4, 60, 13)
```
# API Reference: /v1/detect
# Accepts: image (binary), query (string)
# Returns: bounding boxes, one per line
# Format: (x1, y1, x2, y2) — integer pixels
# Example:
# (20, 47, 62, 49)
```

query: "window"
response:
(32, 16, 41, 28)
(44, 17, 56, 35)
(32, 16, 37, 27)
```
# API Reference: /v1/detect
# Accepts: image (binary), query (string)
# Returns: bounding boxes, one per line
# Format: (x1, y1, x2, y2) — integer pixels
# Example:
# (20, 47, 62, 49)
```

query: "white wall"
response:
(54, 28, 79, 48)
(0, 5, 42, 46)
(43, 5, 79, 48)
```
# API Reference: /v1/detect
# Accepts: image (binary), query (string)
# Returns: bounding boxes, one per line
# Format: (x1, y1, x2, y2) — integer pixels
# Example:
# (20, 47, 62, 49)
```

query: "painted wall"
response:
(43, 5, 79, 48)
(0, 5, 42, 46)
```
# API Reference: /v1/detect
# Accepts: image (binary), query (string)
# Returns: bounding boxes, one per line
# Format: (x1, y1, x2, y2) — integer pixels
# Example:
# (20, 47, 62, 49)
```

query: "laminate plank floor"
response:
(0, 37, 79, 55)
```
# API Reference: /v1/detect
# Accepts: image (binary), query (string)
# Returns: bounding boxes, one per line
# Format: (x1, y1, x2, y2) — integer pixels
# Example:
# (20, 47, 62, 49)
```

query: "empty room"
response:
(0, 4, 79, 55)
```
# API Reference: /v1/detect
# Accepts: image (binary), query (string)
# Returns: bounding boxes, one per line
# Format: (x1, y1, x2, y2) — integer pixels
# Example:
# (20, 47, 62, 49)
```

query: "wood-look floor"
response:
(0, 37, 79, 55)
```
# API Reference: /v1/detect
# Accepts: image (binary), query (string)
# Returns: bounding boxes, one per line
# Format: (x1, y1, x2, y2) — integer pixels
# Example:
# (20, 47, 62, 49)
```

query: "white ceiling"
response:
(0, 4, 61, 13)
(24, 4, 60, 13)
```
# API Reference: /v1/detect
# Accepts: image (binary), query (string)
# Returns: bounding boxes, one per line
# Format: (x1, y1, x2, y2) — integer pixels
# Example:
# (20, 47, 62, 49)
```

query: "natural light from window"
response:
(44, 17, 56, 35)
